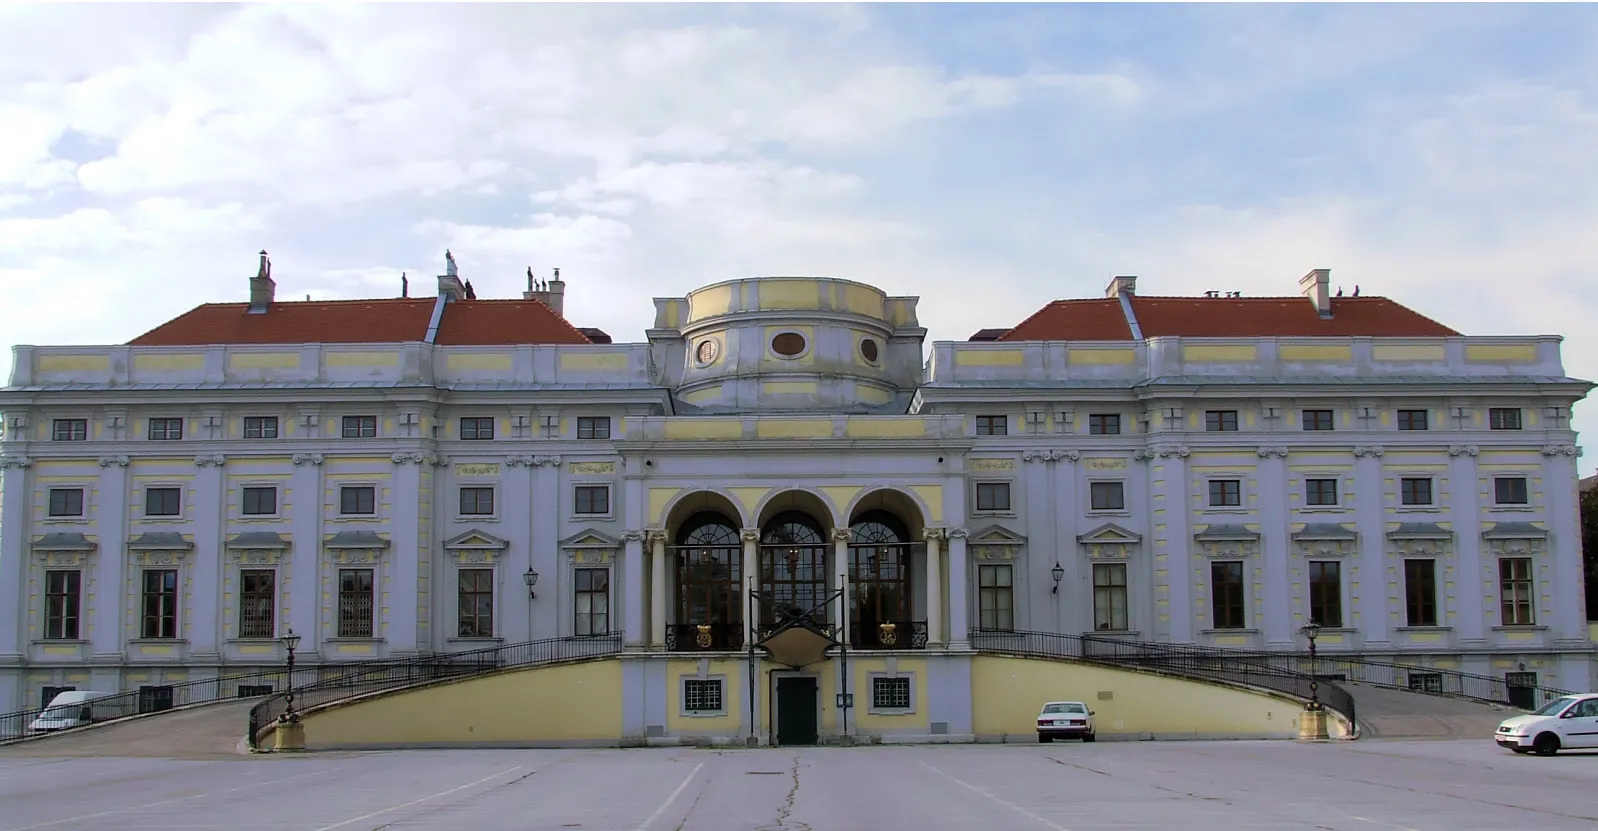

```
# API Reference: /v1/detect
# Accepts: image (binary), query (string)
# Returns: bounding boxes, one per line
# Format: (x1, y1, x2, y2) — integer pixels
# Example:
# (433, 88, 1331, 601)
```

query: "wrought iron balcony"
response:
(665, 622, 744, 652)
(850, 620, 928, 650)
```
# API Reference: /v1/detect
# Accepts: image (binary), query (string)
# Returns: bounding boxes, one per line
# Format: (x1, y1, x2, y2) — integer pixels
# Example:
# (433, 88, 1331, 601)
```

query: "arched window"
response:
(673, 512, 742, 649)
(849, 510, 914, 648)
(759, 511, 828, 626)
(677, 513, 739, 547)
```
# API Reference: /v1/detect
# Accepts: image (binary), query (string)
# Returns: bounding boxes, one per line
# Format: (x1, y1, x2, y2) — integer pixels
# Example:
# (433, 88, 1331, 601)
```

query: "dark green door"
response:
(775, 677, 818, 746)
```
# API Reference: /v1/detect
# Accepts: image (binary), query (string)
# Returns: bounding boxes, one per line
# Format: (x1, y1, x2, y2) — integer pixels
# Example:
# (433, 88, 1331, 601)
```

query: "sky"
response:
(1, 2, 1595, 471)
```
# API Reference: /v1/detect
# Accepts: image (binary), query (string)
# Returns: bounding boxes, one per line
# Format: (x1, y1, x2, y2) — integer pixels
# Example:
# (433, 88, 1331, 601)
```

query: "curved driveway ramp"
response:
(1350, 682, 1519, 739)
(0, 700, 254, 760)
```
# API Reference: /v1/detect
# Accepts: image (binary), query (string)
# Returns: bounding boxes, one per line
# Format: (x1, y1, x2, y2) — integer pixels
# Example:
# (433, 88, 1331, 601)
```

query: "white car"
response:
(1037, 700, 1095, 743)
(1494, 692, 1598, 756)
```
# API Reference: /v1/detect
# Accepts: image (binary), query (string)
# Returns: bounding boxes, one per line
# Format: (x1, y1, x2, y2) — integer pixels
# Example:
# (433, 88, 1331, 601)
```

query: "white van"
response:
(29, 690, 116, 733)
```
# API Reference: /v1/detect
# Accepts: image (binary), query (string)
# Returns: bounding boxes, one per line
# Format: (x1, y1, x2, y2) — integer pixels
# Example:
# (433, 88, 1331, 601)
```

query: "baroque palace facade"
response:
(0, 256, 1591, 743)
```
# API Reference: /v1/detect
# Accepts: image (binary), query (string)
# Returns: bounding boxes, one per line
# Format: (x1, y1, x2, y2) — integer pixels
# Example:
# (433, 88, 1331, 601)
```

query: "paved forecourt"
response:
(0, 740, 1593, 831)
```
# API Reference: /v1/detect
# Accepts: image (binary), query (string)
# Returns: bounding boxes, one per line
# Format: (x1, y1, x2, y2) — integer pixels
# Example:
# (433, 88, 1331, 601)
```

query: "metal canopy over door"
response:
(775, 676, 819, 746)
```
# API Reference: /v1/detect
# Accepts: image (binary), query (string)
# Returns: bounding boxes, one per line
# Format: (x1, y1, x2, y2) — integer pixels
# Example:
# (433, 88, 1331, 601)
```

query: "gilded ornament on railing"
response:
(878, 622, 897, 646)
(695, 624, 713, 648)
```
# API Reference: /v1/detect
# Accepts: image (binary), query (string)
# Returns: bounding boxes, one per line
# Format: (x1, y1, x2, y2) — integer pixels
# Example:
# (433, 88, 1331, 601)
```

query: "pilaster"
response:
(1448, 445, 1486, 645)
(1257, 448, 1291, 645)
(190, 454, 227, 658)
(946, 527, 969, 646)
(1352, 447, 1388, 647)
(1147, 449, 1192, 642)
(1023, 451, 1060, 633)
(92, 455, 129, 659)
(388, 454, 423, 654)
(920, 528, 942, 645)
(0, 457, 32, 658)
(1541, 445, 1586, 644)
(831, 528, 850, 644)
(649, 531, 667, 647)
(288, 453, 323, 646)
(507, 455, 539, 643)
(741, 529, 760, 647)
(622, 530, 646, 648)
(531, 456, 562, 640)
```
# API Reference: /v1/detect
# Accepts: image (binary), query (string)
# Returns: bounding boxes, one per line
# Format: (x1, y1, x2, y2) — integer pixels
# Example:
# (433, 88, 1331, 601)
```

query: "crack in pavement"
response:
(752, 753, 810, 831)
(1044, 756, 1112, 776)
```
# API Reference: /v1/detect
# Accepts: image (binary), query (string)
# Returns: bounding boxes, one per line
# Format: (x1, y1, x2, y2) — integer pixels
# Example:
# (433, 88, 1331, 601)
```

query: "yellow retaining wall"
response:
(972, 656, 1348, 740)
(299, 660, 621, 749)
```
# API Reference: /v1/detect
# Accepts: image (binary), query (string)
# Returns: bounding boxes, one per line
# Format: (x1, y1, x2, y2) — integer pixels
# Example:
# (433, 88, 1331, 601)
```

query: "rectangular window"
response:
(975, 415, 1007, 436)
(459, 486, 495, 516)
(1205, 410, 1239, 432)
(574, 568, 611, 636)
(341, 416, 377, 438)
(1089, 481, 1125, 511)
(683, 679, 724, 714)
(239, 570, 275, 639)
(1210, 561, 1246, 629)
(1488, 408, 1522, 430)
(147, 417, 183, 440)
(340, 486, 376, 515)
(1400, 477, 1433, 507)
(1499, 558, 1535, 626)
(241, 486, 277, 516)
(1301, 410, 1335, 431)
(1208, 479, 1242, 507)
(577, 416, 611, 440)
(140, 569, 178, 639)
(47, 488, 84, 518)
(1404, 560, 1438, 627)
(574, 485, 610, 515)
(457, 568, 494, 638)
(1092, 562, 1129, 631)
(144, 486, 182, 517)
(1494, 477, 1529, 505)
(243, 416, 279, 439)
(44, 570, 81, 640)
(1305, 478, 1339, 507)
(975, 482, 1011, 512)
(1397, 409, 1428, 431)
(51, 419, 88, 442)
(871, 676, 912, 710)
(1088, 414, 1121, 435)
(459, 417, 494, 441)
(1308, 561, 1343, 627)
(977, 564, 1014, 631)
(1408, 672, 1444, 693)
(337, 568, 375, 638)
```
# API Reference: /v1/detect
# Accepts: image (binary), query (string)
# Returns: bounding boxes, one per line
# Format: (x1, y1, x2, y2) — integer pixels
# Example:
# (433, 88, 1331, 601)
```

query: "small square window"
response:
(871, 676, 912, 711)
(1088, 414, 1121, 435)
(1400, 477, 1433, 507)
(1494, 477, 1529, 505)
(47, 488, 84, 518)
(241, 486, 277, 516)
(1301, 410, 1335, 431)
(683, 678, 724, 714)
(243, 416, 279, 439)
(1208, 479, 1241, 507)
(144, 487, 182, 517)
(1305, 478, 1338, 507)
(975, 415, 1007, 436)
(577, 417, 611, 440)
(340, 486, 376, 515)
(1205, 410, 1239, 432)
(575, 485, 610, 515)
(1397, 410, 1428, 431)
(975, 482, 1011, 512)
(1488, 408, 1522, 430)
(460, 417, 494, 441)
(1089, 481, 1125, 511)
(342, 416, 378, 438)
(147, 418, 183, 441)
(51, 419, 88, 442)
(460, 486, 496, 516)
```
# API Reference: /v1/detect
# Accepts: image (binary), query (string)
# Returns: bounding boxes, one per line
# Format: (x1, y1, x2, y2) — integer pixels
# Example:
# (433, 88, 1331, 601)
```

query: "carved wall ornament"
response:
(972, 545, 1017, 561)
(740, 528, 761, 543)
(1256, 447, 1289, 459)
(1022, 449, 1079, 463)
(98, 455, 130, 467)
(391, 452, 427, 465)
(532, 455, 562, 467)
(0, 456, 33, 469)
(133, 550, 188, 567)
(1448, 446, 1480, 457)
(646, 531, 670, 547)
(922, 528, 947, 542)
(291, 453, 324, 466)
(830, 528, 852, 543)
(570, 549, 615, 565)
(229, 548, 284, 566)
(946, 527, 970, 540)
(1196, 539, 1261, 558)
(36, 550, 92, 567)
(1133, 450, 1157, 462)
(452, 549, 499, 565)
(569, 461, 616, 475)
(1541, 445, 1579, 457)
(331, 549, 383, 565)
(429, 455, 451, 467)
(194, 454, 227, 467)
(506, 455, 539, 467)
(1487, 537, 1545, 557)
(1352, 446, 1385, 458)
(1390, 538, 1449, 558)
(1294, 539, 1357, 558)
(620, 530, 647, 544)
(1157, 446, 1191, 459)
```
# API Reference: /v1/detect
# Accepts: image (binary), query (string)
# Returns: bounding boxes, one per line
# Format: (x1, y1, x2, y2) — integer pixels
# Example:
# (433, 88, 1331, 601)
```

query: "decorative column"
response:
(1542, 444, 1586, 645)
(946, 527, 969, 646)
(191, 454, 227, 659)
(741, 528, 760, 647)
(621, 530, 646, 647)
(92, 455, 131, 660)
(288, 453, 324, 646)
(649, 531, 668, 648)
(506, 455, 539, 643)
(0, 456, 33, 660)
(1148, 447, 1192, 642)
(1449, 445, 1486, 646)
(922, 528, 944, 645)
(530, 455, 562, 639)
(831, 528, 850, 646)
(1352, 446, 1388, 648)
(1257, 447, 1291, 646)
(388, 453, 425, 655)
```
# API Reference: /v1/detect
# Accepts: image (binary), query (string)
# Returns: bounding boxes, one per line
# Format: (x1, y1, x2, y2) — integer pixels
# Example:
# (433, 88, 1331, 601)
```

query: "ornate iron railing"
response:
(850, 620, 929, 650)
(246, 632, 622, 749)
(665, 622, 744, 652)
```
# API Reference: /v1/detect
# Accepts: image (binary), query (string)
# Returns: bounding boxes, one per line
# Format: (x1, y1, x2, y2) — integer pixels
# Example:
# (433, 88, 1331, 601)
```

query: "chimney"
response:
(1299, 268, 1332, 317)
(523, 266, 567, 317)
(1104, 275, 1137, 298)
(248, 250, 275, 314)
(437, 249, 466, 301)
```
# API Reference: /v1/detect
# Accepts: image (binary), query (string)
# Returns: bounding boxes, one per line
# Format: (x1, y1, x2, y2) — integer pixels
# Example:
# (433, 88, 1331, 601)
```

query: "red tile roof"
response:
(129, 297, 591, 346)
(998, 295, 1459, 341)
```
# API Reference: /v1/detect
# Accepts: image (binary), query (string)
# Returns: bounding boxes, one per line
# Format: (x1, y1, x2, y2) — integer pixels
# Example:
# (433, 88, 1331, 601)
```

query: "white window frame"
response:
(1301, 476, 1341, 510)
(139, 482, 187, 521)
(680, 676, 728, 717)
(145, 416, 185, 441)
(334, 482, 380, 519)
(456, 483, 500, 522)
(867, 672, 916, 715)
(1395, 474, 1439, 511)
(1086, 479, 1128, 515)
(236, 567, 279, 640)
(1203, 476, 1247, 512)
(571, 565, 613, 637)
(453, 565, 498, 640)
(972, 479, 1015, 515)
(43, 484, 90, 522)
(238, 483, 281, 519)
(571, 482, 614, 520)
(1490, 474, 1533, 510)
(242, 415, 280, 439)
(341, 415, 379, 439)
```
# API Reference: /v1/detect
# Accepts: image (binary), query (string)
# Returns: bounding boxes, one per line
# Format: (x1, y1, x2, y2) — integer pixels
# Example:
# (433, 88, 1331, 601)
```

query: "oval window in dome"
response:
(695, 339, 719, 364)
(771, 332, 807, 357)
(860, 338, 879, 363)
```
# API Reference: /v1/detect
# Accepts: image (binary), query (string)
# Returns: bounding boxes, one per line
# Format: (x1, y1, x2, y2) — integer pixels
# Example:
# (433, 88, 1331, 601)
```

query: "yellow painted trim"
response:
(757, 279, 822, 311)
(1182, 344, 1257, 362)
(855, 386, 893, 405)
(762, 381, 819, 396)
(954, 349, 1025, 367)
(845, 417, 926, 439)
(133, 353, 205, 371)
(842, 283, 886, 319)
(1373, 343, 1446, 361)
(649, 488, 683, 525)
(446, 353, 514, 371)
(663, 420, 743, 441)
(37, 354, 111, 372)
(680, 385, 722, 405)
(909, 485, 943, 522)
(1465, 343, 1537, 363)
(727, 487, 773, 517)
(755, 418, 832, 439)
(1067, 348, 1136, 365)
(560, 352, 629, 372)
(228, 352, 300, 370)
(1279, 344, 1352, 362)
(686, 284, 734, 322)
(819, 486, 864, 513)
(325, 351, 399, 368)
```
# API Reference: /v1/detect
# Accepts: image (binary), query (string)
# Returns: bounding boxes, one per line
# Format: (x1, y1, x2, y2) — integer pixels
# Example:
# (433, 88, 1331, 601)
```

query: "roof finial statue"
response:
(402, 271, 409, 298)
(257, 250, 271, 280)
(526, 266, 534, 291)
(553, 267, 561, 281)
(445, 249, 458, 278)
